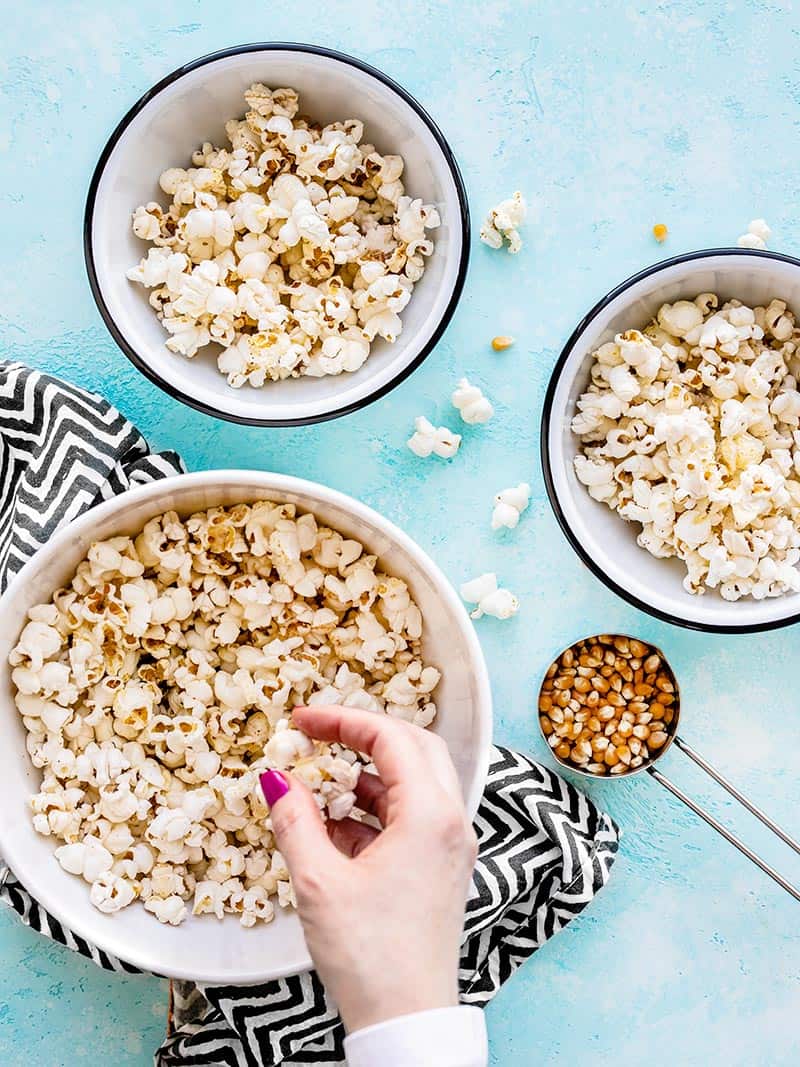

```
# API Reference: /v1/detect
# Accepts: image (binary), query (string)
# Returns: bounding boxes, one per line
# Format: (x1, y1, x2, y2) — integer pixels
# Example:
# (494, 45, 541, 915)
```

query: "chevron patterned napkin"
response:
(0, 361, 620, 1066)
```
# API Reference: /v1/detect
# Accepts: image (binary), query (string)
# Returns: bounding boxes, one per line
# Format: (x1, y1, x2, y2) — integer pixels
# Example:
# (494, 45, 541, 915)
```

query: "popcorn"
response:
(11, 502, 440, 926)
(263, 719, 315, 769)
(127, 86, 439, 387)
(55, 838, 114, 883)
(480, 192, 526, 253)
(327, 791, 357, 821)
(193, 879, 228, 920)
(452, 378, 494, 425)
(144, 895, 187, 926)
(460, 573, 520, 620)
(573, 293, 800, 599)
(89, 871, 137, 914)
(736, 218, 771, 250)
(407, 416, 462, 459)
(491, 483, 531, 530)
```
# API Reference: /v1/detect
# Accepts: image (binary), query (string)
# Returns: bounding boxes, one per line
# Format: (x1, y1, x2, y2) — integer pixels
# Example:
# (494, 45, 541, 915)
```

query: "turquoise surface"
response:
(2, 2, 800, 1064)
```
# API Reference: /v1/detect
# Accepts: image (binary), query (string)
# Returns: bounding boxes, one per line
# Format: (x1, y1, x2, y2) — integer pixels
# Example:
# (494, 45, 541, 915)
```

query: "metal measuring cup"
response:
(537, 633, 800, 902)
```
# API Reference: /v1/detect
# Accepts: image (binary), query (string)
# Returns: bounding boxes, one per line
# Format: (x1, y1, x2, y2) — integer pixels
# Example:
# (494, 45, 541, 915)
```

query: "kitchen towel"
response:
(0, 361, 620, 1066)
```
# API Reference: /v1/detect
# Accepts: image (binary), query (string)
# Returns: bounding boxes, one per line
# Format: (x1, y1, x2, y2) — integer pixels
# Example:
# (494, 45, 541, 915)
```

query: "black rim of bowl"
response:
(541, 246, 800, 635)
(83, 42, 471, 428)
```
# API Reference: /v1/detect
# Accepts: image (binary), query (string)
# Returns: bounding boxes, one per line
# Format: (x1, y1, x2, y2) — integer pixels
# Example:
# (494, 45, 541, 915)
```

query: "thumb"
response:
(259, 770, 338, 876)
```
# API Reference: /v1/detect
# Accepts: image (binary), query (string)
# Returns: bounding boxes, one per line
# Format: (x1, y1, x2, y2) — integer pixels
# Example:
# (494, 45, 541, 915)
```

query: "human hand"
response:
(259, 705, 478, 1034)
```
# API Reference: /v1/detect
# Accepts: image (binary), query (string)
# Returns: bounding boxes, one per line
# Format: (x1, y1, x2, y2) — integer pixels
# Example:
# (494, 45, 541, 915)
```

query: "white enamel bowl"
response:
(542, 248, 800, 633)
(0, 471, 492, 981)
(85, 43, 469, 426)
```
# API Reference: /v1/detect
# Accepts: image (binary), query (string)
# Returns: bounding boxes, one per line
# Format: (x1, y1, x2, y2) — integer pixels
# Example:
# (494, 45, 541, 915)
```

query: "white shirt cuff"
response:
(344, 1005, 488, 1067)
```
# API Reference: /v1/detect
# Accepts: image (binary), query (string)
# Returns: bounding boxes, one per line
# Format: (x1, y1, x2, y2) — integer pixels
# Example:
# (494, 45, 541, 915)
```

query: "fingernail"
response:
(260, 770, 290, 807)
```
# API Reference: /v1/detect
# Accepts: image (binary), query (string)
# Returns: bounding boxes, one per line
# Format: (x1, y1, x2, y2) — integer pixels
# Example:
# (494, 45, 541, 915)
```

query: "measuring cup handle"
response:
(646, 765, 800, 904)
(672, 735, 800, 857)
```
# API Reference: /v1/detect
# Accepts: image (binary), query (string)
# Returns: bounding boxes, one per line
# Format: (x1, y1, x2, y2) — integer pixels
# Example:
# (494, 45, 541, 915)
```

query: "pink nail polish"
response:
(260, 770, 290, 807)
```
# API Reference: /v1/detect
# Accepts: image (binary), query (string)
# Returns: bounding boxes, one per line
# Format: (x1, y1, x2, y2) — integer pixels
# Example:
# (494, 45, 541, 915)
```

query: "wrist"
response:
(338, 978, 459, 1034)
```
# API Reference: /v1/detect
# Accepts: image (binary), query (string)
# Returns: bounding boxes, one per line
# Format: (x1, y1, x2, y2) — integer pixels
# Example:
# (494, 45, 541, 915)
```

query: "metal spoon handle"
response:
(647, 765, 800, 903)
(673, 735, 800, 857)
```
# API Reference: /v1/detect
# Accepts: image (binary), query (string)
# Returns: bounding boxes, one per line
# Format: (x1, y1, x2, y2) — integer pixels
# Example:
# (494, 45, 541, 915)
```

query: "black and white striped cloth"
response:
(0, 361, 621, 1066)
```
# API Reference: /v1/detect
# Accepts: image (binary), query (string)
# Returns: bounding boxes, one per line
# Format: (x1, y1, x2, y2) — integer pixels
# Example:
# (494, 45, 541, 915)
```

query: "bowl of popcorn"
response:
(0, 471, 491, 981)
(84, 44, 469, 426)
(542, 248, 800, 632)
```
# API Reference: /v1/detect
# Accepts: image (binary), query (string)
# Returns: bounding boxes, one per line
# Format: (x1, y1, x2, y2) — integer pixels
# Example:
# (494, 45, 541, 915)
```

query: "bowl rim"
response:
(541, 246, 800, 635)
(0, 469, 493, 980)
(83, 42, 471, 428)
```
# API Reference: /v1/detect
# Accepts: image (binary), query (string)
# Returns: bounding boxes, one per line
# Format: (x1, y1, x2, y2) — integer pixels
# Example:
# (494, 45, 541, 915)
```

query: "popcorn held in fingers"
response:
(126, 85, 440, 387)
(736, 218, 771, 250)
(572, 293, 800, 600)
(452, 378, 494, 425)
(407, 416, 462, 458)
(460, 573, 519, 620)
(491, 483, 531, 530)
(9, 501, 440, 926)
(480, 192, 526, 253)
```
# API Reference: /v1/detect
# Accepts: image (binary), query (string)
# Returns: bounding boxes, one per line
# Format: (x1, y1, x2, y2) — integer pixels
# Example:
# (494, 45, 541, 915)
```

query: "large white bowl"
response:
(0, 471, 492, 981)
(542, 248, 800, 633)
(84, 43, 470, 427)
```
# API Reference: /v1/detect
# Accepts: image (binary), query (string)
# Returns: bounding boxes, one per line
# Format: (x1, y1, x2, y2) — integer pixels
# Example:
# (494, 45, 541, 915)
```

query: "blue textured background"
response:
(2, 2, 800, 1064)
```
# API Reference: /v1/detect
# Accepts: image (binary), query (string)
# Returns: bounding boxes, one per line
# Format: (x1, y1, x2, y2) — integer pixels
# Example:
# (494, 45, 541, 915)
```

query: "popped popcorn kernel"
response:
(737, 218, 771, 250)
(480, 192, 526, 254)
(407, 416, 462, 459)
(491, 483, 531, 530)
(452, 377, 494, 425)
(460, 573, 519, 620)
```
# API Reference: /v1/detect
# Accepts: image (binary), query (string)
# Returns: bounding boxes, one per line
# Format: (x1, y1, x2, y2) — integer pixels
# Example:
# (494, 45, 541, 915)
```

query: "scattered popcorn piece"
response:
(737, 218, 771, 250)
(491, 335, 515, 352)
(127, 85, 439, 388)
(11, 502, 440, 926)
(460, 573, 520, 620)
(572, 292, 800, 599)
(652, 223, 668, 243)
(491, 483, 531, 530)
(407, 416, 462, 459)
(480, 192, 526, 254)
(452, 378, 494, 425)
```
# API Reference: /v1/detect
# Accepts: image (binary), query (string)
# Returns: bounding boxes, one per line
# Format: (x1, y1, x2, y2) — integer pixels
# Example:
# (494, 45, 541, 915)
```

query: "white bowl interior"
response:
(90, 48, 464, 422)
(548, 252, 800, 630)
(0, 472, 491, 982)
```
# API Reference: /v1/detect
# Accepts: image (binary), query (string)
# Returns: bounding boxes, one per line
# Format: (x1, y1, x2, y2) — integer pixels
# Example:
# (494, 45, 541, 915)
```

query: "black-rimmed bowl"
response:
(542, 248, 800, 634)
(84, 43, 470, 427)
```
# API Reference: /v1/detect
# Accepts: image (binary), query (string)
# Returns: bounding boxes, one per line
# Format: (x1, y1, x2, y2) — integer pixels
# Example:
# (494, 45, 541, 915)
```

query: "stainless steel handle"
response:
(648, 744, 800, 903)
(673, 736, 800, 857)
